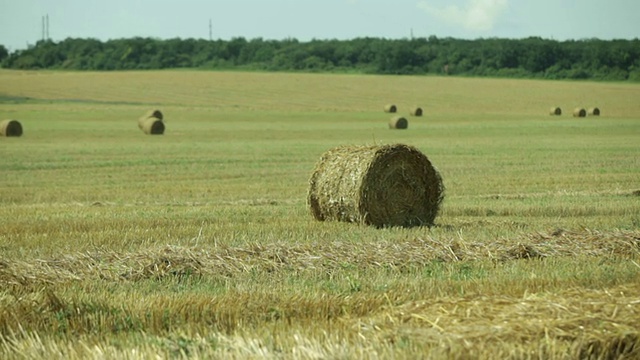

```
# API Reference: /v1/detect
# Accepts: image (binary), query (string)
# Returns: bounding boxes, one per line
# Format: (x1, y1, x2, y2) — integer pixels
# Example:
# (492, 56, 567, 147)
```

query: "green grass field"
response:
(1, 70, 639, 359)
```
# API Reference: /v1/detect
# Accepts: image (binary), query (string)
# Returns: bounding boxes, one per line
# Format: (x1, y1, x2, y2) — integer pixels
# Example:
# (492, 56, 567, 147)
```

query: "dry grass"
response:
(360, 283, 640, 359)
(1, 229, 639, 359)
(1, 229, 638, 287)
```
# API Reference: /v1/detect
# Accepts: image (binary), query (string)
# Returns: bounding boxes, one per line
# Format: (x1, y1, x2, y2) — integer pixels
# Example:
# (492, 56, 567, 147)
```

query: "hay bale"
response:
(140, 117, 165, 135)
(0, 120, 23, 137)
(588, 107, 600, 116)
(410, 107, 423, 116)
(383, 104, 397, 113)
(573, 108, 587, 117)
(549, 107, 562, 116)
(389, 116, 408, 129)
(139, 109, 164, 129)
(307, 144, 444, 228)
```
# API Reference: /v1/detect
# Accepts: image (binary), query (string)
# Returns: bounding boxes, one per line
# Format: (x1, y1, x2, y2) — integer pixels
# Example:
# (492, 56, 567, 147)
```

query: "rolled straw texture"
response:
(389, 116, 408, 129)
(307, 144, 444, 228)
(140, 117, 165, 135)
(0, 120, 23, 137)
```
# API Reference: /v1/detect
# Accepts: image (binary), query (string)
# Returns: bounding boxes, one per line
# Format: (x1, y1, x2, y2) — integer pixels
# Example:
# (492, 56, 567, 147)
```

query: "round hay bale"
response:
(389, 116, 408, 129)
(410, 107, 423, 116)
(383, 104, 397, 113)
(140, 117, 165, 135)
(573, 108, 587, 117)
(549, 107, 562, 116)
(588, 107, 600, 116)
(0, 119, 23, 137)
(139, 109, 164, 129)
(307, 144, 444, 228)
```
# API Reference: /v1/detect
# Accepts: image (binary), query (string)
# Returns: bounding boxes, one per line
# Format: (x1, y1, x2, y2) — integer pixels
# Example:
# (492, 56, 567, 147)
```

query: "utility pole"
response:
(41, 14, 50, 41)
(209, 19, 212, 41)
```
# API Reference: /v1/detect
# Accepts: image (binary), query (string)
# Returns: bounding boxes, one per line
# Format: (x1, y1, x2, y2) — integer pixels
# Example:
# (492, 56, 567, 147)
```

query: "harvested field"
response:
(0, 70, 639, 359)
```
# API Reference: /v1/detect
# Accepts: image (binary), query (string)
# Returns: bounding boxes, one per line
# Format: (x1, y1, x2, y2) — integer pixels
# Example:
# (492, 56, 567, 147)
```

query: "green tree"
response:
(0, 44, 9, 64)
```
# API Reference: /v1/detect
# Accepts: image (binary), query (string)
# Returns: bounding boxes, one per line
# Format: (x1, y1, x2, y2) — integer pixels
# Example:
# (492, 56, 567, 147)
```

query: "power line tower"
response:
(41, 14, 50, 41)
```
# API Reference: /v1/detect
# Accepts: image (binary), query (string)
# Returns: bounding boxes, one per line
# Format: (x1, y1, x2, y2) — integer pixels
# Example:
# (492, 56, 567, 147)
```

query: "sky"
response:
(0, 0, 639, 52)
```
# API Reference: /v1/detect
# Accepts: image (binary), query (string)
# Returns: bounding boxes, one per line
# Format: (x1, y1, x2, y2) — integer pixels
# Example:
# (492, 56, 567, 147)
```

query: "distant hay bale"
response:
(389, 116, 408, 129)
(410, 107, 423, 116)
(383, 104, 397, 113)
(140, 117, 165, 135)
(588, 107, 600, 116)
(549, 107, 562, 116)
(139, 109, 164, 129)
(0, 119, 23, 137)
(307, 144, 444, 228)
(573, 108, 587, 117)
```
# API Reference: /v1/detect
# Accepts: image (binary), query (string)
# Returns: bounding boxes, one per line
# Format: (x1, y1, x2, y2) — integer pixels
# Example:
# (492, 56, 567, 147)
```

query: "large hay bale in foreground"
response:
(573, 108, 587, 117)
(389, 116, 408, 129)
(140, 117, 165, 135)
(549, 107, 562, 116)
(410, 106, 423, 116)
(383, 104, 397, 113)
(588, 107, 600, 116)
(307, 144, 444, 228)
(0, 119, 23, 137)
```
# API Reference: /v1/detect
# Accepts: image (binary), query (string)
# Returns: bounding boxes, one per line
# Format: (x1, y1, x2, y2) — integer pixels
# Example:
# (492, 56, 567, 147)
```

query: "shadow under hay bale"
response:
(389, 116, 408, 129)
(588, 107, 601, 116)
(549, 107, 562, 116)
(410, 107, 423, 116)
(140, 117, 165, 135)
(0, 119, 23, 137)
(383, 104, 397, 113)
(573, 108, 587, 117)
(307, 144, 444, 228)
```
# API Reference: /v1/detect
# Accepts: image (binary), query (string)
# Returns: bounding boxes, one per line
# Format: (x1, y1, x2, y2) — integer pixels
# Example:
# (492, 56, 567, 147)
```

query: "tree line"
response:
(1, 36, 639, 81)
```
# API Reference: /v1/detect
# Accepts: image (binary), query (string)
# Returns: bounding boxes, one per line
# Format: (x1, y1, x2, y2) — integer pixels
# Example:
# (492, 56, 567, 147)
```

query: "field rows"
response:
(1, 70, 639, 358)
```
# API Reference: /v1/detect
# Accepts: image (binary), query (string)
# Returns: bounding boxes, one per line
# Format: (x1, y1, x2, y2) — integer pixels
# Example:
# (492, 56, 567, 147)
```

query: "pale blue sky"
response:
(1, 0, 638, 51)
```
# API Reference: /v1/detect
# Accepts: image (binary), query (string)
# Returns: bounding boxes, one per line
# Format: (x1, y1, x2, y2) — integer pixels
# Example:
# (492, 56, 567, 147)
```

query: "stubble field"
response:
(1, 70, 639, 359)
